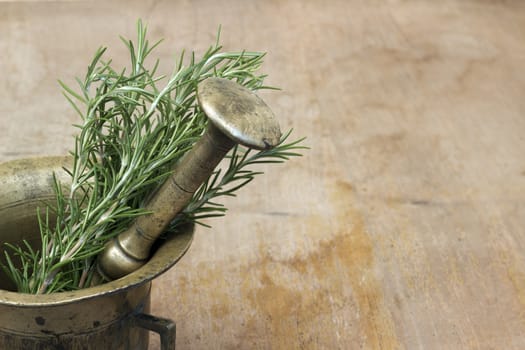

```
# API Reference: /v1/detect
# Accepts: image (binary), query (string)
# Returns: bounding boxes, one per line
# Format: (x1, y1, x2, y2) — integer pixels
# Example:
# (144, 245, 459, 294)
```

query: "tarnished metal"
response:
(0, 156, 193, 350)
(97, 77, 282, 281)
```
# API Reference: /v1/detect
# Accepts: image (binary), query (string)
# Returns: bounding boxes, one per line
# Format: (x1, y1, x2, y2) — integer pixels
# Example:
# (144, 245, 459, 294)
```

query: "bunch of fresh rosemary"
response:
(1, 21, 305, 294)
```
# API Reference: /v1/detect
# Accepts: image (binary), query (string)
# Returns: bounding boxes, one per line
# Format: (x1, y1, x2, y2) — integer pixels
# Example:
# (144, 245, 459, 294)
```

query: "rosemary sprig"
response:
(1, 21, 306, 294)
(172, 129, 307, 227)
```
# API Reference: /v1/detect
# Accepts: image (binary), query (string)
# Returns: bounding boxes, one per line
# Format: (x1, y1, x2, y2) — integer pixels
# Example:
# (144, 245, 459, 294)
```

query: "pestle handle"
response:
(122, 125, 235, 259)
(96, 78, 281, 281)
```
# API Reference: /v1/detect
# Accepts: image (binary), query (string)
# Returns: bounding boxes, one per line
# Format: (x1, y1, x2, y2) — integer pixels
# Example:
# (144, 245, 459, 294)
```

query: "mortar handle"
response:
(132, 313, 176, 350)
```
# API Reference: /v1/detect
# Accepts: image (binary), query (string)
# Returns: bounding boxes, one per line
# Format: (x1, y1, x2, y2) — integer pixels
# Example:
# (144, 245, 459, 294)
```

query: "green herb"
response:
(1, 21, 306, 294)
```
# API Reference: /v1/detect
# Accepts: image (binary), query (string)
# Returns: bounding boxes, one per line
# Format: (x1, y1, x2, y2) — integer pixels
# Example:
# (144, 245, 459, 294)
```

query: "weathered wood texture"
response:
(2, 1, 525, 349)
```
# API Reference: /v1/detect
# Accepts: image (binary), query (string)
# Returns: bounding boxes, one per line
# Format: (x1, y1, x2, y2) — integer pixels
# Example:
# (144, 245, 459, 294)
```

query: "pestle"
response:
(96, 77, 282, 281)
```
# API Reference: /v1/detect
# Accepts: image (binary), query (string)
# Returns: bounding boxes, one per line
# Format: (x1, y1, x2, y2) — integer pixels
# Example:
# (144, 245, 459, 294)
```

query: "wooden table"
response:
(1, 1, 525, 348)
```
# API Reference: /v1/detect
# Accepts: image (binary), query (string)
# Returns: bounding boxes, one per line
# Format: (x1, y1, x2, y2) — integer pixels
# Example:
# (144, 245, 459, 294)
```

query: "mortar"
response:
(0, 157, 193, 349)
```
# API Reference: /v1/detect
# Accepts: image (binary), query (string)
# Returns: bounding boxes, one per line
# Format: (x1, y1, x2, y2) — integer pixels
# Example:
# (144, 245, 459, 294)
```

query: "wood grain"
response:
(2, 0, 525, 349)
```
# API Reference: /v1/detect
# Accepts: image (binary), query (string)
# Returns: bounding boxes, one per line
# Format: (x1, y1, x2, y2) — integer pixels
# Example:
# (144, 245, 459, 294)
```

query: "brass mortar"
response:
(0, 156, 193, 350)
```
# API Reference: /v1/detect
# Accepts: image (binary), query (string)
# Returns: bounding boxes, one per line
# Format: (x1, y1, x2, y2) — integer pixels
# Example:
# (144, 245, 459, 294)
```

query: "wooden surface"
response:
(2, 1, 525, 349)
